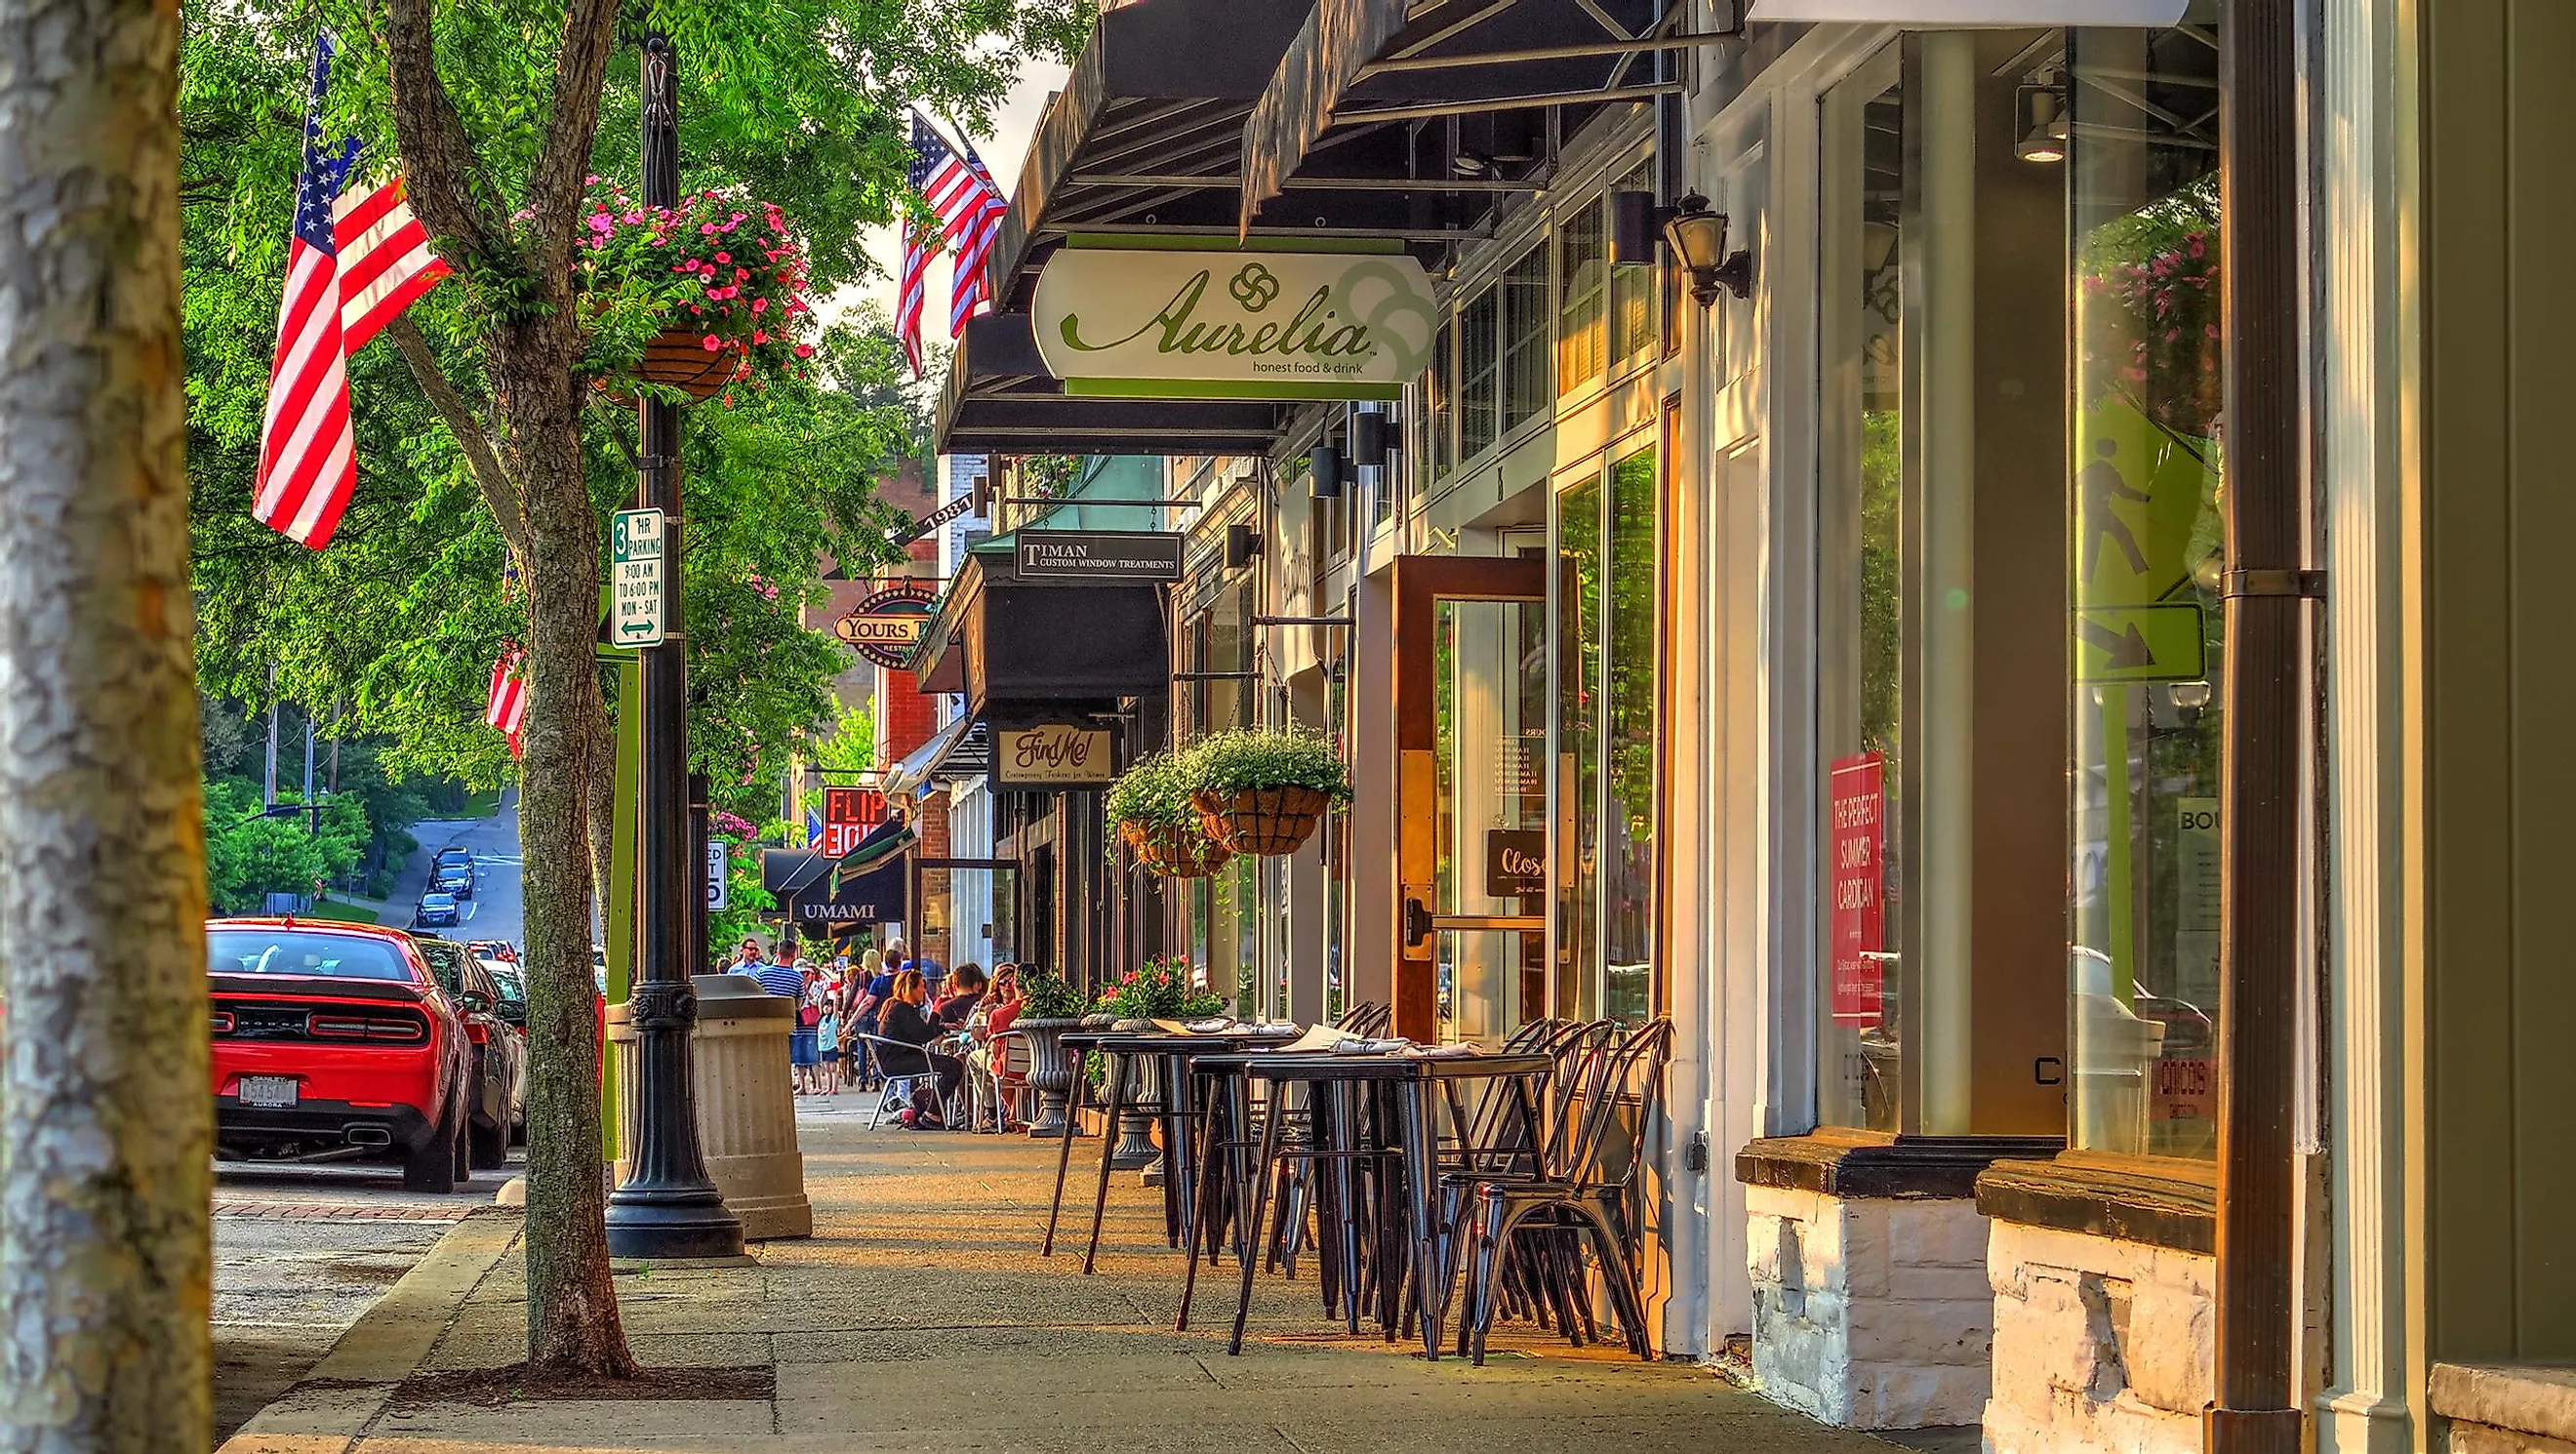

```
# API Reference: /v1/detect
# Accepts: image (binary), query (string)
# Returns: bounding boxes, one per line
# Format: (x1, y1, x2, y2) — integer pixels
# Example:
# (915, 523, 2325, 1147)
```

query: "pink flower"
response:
(715, 252, 731, 263)
(701, 222, 718, 234)
(753, 329, 769, 344)
(585, 173, 601, 185)
(750, 298, 768, 314)
(703, 336, 721, 350)
(792, 343, 814, 358)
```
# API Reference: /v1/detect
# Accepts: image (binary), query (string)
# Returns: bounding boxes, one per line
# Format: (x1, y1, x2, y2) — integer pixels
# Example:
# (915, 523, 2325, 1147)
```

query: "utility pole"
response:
(263, 663, 280, 807)
(603, 32, 743, 1261)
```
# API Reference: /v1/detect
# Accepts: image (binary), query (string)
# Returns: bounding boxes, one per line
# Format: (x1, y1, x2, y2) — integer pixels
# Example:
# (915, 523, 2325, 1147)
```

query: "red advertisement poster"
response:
(1829, 752, 1886, 1026)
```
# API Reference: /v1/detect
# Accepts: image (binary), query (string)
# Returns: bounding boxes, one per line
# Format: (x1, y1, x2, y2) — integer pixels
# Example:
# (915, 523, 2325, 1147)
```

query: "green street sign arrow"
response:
(2074, 603, 2207, 684)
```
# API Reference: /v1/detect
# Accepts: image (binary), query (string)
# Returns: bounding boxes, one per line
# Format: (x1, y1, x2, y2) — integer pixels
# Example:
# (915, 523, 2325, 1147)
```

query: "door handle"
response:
(1403, 898, 1434, 948)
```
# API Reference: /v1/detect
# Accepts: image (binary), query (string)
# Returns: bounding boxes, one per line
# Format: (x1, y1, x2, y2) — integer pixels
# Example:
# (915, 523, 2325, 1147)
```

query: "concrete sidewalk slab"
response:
(223, 1115, 1906, 1453)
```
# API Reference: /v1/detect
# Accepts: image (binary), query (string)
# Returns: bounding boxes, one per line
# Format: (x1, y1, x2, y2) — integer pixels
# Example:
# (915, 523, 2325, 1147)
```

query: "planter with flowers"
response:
(1091, 957, 1228, 1173)
(1010, 968, 1087, 1140)
(1179, 729, 1351, 858)
(1106, 751, 1232, 878)
(578, 181, 817, 403)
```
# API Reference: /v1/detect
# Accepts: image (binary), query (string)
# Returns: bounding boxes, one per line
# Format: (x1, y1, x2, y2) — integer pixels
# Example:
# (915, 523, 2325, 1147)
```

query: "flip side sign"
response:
(994, 723, 1113, 787)
(820, 787, 887, 858)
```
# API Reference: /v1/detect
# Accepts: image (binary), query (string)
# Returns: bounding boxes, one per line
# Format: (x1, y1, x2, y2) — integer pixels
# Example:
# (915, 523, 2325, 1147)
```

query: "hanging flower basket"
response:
(1173, 729, 1351, 859)
(578, 181, 818, 406)
(1134, 822, 1232, 879)
(635, 328, 740, 399)
(1191, 786, 1331, 857)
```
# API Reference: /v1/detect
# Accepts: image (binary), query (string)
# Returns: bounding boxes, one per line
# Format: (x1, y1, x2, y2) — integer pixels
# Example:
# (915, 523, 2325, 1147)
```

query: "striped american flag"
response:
(485, 649, 528, 757)
(899, 111, 1007, 375)
(255, 33, 450, 549)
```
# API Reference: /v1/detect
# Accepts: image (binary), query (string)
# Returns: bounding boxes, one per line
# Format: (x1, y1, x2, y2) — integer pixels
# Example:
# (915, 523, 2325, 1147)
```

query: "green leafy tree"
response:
(177, 0, 1082, 1377)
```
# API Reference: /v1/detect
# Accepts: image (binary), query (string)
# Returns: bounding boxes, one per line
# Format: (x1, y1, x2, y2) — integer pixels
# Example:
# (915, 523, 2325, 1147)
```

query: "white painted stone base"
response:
(1744, 1185, 1994, 1430)
(1983, 1220, 2214, 1454)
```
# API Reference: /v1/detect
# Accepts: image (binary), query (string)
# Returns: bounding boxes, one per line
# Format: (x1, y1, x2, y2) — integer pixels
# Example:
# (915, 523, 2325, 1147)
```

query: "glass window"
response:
(2066, 20, 2225, 1160)
(1610, 159, 1659, 364)
(1817, 51, 1906, 1132)
(1554, 477, 1602, 1021)
(1556, 201, 1607, 395)
(1423, 318, 1455, 498)
(1460, 285, 1501, 461)
(1601, 444, 1660, 1024)
(1432, 596, 1549, 1044)
(208, 928, 417, 983)
(1501, 243, 1550, 432)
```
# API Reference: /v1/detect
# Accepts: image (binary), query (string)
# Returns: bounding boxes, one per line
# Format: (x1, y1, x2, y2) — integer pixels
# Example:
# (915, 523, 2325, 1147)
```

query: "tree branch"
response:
(384, 316, 531, 561)
(382, 0, 503, 272)
(522, 0, 622, 285)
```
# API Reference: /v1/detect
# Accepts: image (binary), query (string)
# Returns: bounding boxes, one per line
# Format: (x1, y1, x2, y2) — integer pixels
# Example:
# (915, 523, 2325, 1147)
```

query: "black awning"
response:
(792, 853, 906, 934)
(761, 848, 835, 899)
(936, 310, 1288, 457)
(883, 714, 992, 799)
(911, 546, 1170, 717)
(1240, 0, 1679, 233)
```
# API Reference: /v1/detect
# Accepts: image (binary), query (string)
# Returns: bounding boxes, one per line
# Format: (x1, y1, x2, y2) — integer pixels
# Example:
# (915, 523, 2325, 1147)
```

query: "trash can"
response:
(2072, 988, 2166, 1155)
(609, 972, 812, 1239)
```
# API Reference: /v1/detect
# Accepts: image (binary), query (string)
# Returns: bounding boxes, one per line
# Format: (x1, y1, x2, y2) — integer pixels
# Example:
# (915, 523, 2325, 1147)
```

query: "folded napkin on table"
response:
(1406, 1042, 1482, 1058)
(1331, 1036, 1413, 1056)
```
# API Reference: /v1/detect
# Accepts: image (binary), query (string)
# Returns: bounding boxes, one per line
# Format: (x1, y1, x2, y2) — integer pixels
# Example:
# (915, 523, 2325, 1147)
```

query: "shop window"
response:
(1501, 242, 1550, 432)
(1601, 444, 1660, 1023)
(1460, 284, 1501, 461)
(1556, 201, 1607, 395)
(1421, 318, 1455, 501)
(2064, 20, 2226, 1160)
(1816, 49, 1907, 1132)
(1610, 159, 1659, 365)
(1553, 475, 1602, 1020)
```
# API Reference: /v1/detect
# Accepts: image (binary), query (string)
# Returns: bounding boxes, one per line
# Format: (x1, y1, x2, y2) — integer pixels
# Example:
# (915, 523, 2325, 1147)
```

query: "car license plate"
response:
(237, 1075, 299, 1109)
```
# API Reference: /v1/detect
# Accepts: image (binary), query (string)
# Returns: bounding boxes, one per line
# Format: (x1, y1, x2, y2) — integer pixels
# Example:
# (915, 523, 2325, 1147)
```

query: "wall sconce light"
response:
(1662, 193, 1753, 303)
(1308, 442, 1346, 499)
(1348, 410, 1396, 469)
(2016, 84, 2069, 163)
(1225, 523, 1263, 570)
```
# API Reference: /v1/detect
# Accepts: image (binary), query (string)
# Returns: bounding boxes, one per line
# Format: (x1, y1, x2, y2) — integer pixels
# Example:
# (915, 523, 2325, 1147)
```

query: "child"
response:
(815, 1000, 842, 1096)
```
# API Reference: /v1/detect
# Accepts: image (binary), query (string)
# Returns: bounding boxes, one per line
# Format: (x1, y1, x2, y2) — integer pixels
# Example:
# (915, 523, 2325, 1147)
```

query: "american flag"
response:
(899, 111, 1007, 375)
(485, 649, 528, 757)
(255, 33, 450, 549)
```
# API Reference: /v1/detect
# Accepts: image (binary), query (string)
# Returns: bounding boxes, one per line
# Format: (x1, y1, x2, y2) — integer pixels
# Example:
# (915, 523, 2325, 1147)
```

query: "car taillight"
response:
(306, 1013, 427, 1043)
(210, 1010, 235, 1034)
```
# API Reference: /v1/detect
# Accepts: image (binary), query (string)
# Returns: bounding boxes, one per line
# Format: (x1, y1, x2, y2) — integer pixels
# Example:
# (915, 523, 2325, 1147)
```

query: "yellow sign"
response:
(2073, 398, 2218, 612)
(2074, 603, 2207, 683)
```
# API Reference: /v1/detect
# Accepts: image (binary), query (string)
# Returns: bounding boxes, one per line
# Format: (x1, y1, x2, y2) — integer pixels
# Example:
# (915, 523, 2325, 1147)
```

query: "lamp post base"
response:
(605, 1188, 745, 1261)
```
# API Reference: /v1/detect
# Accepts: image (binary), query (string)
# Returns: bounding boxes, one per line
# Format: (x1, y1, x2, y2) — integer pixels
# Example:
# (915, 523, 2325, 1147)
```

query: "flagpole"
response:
(604, 31, 742, 1262)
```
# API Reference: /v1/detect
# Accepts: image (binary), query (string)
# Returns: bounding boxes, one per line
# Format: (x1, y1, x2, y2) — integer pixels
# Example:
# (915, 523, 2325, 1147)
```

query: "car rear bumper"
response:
(215, 1097, 438, 1151)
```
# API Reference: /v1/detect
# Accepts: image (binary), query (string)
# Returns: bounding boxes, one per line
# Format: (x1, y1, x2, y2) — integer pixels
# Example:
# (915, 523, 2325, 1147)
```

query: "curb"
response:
(218, 1207, 524, 1454)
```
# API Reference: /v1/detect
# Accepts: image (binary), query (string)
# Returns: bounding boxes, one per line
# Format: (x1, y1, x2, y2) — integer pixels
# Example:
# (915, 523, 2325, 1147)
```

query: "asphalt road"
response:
(212, 1152, 518, 1446)
(391, 788, 524, 948)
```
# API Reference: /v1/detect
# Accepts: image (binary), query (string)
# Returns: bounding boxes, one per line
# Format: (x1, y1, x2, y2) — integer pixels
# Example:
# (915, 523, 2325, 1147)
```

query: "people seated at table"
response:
(932, 962, 987, 1029)
(962, 964, 1023, 1132)
(875, 969, 966, 1128)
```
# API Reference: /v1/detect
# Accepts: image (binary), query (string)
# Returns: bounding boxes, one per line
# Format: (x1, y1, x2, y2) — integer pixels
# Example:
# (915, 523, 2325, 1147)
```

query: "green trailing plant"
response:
(1179, 728, 1352, 803)
(1015, 966, 1085, 1022)
(1104, 750, 1203, 841)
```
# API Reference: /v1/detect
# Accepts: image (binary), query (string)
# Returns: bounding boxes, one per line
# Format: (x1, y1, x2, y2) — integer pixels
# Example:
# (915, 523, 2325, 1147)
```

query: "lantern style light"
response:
(1661, 193, 1753, 304)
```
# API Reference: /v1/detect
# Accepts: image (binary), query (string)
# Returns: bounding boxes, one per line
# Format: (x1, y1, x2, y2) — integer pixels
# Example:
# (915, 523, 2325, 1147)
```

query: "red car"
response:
(208, 917, 474, 1191)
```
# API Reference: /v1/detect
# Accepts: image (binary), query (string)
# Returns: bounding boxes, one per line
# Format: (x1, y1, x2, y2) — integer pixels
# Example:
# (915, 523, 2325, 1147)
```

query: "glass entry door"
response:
(1393, 556, 1549, 1043)
(911, 859, 1019, 976)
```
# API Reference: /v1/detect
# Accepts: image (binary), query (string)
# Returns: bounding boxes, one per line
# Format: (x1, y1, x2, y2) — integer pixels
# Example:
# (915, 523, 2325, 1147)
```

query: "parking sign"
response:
(706, 837, 729, 911)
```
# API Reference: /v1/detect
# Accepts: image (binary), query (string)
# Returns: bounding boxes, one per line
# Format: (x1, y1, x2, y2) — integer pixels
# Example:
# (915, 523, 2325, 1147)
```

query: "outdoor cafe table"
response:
(1042, 1029, 1298, 1275)
(1207, 1050, 1552, 1361)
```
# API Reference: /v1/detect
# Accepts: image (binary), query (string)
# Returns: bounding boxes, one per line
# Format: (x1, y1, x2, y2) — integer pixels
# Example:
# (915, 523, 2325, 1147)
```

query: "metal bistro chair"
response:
(1452, 1017, 1673, 1364)
(852, 1031, 953, 1129)
(987, 1027, 1035, 1133)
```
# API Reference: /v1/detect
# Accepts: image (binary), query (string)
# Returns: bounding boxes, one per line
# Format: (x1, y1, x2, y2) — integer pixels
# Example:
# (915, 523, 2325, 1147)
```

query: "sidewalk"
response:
(222, 1110, 1906, 1453)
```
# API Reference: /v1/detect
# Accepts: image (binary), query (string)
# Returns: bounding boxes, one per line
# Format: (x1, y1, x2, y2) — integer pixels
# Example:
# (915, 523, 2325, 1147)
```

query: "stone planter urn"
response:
(1108, 1017, 1161, 1173)
(1016, 1017, 1083, 1139)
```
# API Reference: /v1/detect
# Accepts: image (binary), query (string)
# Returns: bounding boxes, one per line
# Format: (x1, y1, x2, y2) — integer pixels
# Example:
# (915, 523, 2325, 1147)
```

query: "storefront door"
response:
(910, 859, 1021, 978)
(1391, 555, 1549, 1043)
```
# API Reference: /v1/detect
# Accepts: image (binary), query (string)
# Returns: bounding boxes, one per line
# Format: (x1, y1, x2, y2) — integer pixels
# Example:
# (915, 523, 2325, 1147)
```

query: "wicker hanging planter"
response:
(1192, 786, 1331, 858)
(1132, 822, 1231, 879)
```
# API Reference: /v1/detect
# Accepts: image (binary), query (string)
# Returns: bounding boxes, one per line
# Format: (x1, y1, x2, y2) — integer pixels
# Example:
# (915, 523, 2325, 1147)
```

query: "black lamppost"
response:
(605, 33, 744, 1261)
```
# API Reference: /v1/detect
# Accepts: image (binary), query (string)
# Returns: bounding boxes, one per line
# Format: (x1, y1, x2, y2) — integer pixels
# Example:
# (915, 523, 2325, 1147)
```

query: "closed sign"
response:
(1483, 829, 1547, 899)
(995, 724, 1112, 786)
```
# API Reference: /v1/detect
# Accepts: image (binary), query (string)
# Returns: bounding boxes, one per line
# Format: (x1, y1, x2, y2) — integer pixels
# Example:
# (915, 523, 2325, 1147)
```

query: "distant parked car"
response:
(413, 937, 523, 1165)
(434, 847, 473, 868)
(430, 863, 474, 900)
(413, 892, 461, 929)
(206, 918, 473, 1191)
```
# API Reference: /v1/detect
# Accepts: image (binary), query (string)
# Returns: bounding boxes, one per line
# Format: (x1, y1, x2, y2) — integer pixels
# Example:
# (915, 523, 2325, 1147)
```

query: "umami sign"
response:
(1032, 238, 1437, 401)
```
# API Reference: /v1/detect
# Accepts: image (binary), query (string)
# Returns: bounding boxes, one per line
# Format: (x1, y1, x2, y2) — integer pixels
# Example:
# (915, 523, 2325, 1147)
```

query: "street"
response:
(214, 791, 529, 1446)
(389, 788, 524, 948)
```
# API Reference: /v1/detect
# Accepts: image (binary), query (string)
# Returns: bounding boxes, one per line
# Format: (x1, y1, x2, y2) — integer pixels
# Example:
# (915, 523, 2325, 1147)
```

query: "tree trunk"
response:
(588, 682, 617, 924)
(503, 347, 637, 1378)
(0, 0, 208, 1442)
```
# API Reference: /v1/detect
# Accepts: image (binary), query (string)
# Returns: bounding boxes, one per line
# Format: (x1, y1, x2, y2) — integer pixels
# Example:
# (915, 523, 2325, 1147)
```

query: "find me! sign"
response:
(832, 585, 937, 670)
(993, 722, 1113, 788)
(1031, 242, 1437, 402)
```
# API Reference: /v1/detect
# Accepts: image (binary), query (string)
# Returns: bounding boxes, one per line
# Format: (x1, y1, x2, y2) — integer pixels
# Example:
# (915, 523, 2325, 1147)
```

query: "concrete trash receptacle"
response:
(610, 971, 812, 1239)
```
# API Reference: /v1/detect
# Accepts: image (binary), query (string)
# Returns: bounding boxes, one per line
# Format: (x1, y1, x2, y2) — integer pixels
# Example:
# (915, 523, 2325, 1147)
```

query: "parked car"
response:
(434, 847, 473, 869)
(206, 918, 473, 1191)
(413, 936, 524, 1165)
(485, 966, 528, 1029)
(430, 861, 474, 900)
(413, 892, 461, 929)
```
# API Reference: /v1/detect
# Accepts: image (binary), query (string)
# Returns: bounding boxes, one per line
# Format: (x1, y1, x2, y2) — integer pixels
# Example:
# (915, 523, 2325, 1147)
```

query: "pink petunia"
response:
(715, 252, 731, 263)
(750, 298, 767, 314)
(703, 335, 722, 350)
(792, 343, 814, 358)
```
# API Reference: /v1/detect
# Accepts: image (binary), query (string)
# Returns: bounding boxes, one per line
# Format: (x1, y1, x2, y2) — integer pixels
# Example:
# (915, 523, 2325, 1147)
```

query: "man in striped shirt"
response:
(750, 939, 806, 1000)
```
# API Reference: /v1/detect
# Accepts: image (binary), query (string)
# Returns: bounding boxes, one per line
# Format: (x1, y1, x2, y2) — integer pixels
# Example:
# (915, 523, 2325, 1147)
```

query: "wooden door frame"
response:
(1389, 554, 1550, 1042)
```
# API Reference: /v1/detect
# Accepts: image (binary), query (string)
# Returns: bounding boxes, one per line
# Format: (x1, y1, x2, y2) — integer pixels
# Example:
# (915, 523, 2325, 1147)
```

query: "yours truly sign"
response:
(1033, 244, 1437, 401)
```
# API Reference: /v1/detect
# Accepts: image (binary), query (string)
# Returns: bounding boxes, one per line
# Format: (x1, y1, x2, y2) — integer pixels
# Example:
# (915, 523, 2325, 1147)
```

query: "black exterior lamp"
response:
(1308, 441, 1346, 499)
(1662, 193, 1753, 304)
